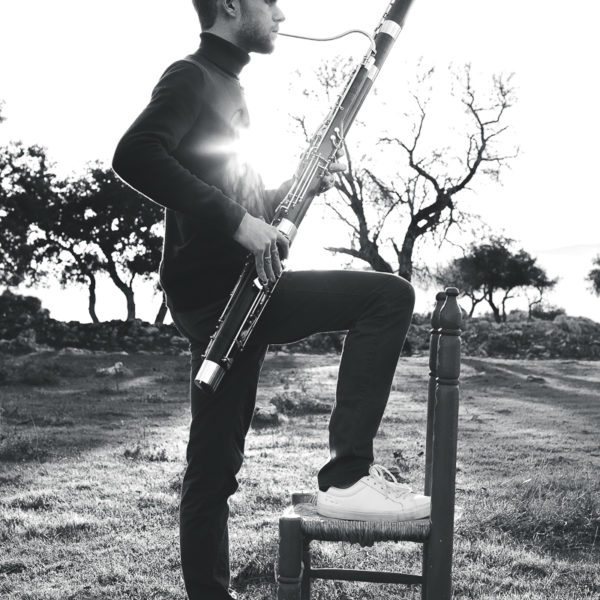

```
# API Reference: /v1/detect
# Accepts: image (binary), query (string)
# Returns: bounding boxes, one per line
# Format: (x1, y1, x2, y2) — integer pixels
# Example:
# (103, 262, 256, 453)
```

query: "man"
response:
(113, 1, 429, 599)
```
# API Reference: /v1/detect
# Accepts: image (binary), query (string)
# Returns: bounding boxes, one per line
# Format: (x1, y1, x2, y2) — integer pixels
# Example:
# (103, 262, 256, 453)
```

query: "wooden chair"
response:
(277, 287, 462, 600)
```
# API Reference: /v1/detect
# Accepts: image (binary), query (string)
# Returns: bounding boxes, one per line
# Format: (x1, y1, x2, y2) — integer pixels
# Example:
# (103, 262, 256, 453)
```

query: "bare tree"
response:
(292, 61, 518, 281)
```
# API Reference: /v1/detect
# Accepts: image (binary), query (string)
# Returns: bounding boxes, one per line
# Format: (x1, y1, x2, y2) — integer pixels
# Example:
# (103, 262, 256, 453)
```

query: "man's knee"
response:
(182, 449, 241, 507)
(378, 273, 415, 313)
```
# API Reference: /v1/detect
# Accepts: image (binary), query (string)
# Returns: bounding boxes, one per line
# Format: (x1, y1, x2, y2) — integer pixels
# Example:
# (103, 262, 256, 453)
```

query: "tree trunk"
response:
(124, 287, 136, 321)
(501, 289, 514, 322)
(366, 248, 394, 273)
(528, 296, 543, 320)
(87, 273, 99, 324)
(104, 261, 136, 321)
(155, 292, 168, 325)
(397, 228, 418, 282)
(325, 241, 393, 274)
(486, 290, 501, 323)
(467, 295, 484, 317)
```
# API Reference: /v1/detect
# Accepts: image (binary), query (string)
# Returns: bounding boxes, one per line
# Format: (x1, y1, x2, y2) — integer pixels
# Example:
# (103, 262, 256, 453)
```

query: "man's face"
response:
(237, 0, 285, 54)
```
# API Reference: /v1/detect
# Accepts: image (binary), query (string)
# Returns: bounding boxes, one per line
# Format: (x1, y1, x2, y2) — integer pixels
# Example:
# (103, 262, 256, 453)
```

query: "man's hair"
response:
(191, 0, 218, 30)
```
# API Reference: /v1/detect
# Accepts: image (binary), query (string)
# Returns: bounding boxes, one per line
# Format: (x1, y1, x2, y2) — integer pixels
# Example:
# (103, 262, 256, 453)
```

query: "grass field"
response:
(1, 350, 598, 599)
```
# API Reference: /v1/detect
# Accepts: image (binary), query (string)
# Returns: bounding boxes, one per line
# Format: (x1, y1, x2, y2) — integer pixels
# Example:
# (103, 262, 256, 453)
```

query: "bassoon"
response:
(195, 0, 415, 392)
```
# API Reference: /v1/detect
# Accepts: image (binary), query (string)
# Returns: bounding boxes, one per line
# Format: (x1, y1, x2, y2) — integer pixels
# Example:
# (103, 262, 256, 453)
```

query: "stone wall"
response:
(1, 290, 599, 359)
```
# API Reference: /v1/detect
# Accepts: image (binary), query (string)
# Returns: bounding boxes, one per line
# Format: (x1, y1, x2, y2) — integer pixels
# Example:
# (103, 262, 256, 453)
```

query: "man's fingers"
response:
(255, 254, 268, 285)
(261, 247, 276, 283)
(270, 243, 282, 277)
(319, 171, 338, 194)
(248, 220, 290, 283)
(328, 161, 347, 173)
(316, 160, 348, 195)
(276, 231, 290, 259)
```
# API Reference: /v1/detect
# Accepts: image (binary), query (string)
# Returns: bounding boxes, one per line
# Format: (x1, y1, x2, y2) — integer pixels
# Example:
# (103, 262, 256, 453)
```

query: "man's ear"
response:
(222, 0, 239, 18)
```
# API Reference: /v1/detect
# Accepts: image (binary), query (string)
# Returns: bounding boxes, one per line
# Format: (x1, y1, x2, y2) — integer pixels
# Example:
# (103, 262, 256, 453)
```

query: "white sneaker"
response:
(316, 464, 430, 522)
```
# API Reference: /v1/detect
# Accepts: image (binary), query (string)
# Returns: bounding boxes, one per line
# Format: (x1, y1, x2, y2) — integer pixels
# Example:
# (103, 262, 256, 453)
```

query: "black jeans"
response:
(170, 270, 415, 600)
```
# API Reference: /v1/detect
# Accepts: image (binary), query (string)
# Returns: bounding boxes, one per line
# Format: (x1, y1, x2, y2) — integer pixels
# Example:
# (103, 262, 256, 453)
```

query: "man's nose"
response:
(274, 6, 285, 23)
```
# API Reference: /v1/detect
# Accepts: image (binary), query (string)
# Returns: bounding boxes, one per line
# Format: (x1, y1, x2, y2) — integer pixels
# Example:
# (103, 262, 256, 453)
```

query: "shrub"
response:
(269, 391, 330, 415)
(0, 290, 51, 340)
(123, 444, 170, 462)
(0, 431, 48, 462)
(531, 304, 566, 321)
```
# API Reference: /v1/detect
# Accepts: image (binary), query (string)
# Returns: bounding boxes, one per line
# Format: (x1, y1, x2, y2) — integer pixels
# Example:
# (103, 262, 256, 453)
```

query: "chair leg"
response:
(278, 516, 304, 600)
(301, 540, 311, 600)
(422, 391, 459, 600)
(422, 288, 461, 600)
(422, 536, 453, 600)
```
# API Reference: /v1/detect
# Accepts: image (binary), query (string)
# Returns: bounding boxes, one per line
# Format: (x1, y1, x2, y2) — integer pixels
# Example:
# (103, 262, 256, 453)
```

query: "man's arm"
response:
(112, 61, 246, 236)
(113, 60, 290, 283)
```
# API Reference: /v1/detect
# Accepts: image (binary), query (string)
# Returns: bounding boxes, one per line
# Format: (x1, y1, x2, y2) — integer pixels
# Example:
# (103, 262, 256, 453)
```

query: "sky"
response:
(1, 0, 599, 322)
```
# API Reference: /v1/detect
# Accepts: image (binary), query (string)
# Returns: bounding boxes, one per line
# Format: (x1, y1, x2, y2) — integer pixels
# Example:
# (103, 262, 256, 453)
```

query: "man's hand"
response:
(232, 213, 289, 284)
(318, 156, 347, 195)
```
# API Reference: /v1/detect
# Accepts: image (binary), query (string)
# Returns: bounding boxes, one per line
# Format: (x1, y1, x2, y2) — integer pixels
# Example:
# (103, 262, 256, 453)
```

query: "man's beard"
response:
(238, 18, 275, 54)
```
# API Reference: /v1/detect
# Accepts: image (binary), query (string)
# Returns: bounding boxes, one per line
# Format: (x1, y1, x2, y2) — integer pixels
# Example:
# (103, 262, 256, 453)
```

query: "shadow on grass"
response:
(462, 358, 600, 421)
(0, 353, 189, 465)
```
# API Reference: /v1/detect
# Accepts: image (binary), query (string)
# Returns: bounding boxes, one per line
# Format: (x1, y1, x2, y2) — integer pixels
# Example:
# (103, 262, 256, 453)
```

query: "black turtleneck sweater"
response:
(113, 33, 280, 310)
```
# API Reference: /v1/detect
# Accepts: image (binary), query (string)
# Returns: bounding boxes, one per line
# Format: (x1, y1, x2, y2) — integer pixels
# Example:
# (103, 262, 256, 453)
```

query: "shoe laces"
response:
(367, 464, 413, 500)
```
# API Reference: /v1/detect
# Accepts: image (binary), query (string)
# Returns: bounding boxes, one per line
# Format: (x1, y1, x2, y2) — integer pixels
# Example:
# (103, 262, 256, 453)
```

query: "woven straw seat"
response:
(287, 493, 430, 546)
(277, 288, 462, 600)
